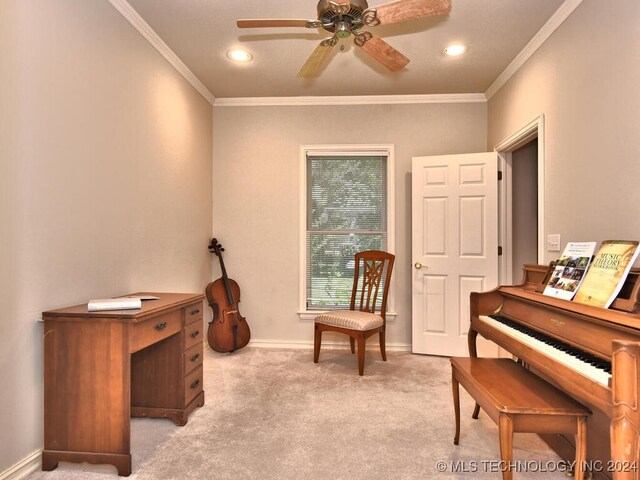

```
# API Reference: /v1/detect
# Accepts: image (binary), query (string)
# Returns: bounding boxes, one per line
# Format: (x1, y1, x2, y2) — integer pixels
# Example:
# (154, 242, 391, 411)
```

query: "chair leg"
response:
(357, 335, 366, 376)
(313, 325, 321, 363)
(349, 337, 355, 354)
(379, 330, 387, 361)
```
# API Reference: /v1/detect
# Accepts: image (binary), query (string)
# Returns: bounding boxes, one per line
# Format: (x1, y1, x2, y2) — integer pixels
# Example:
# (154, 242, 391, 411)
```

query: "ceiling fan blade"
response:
(237, 19, 318, 29)
(297, 40, 337, 77)
(358, 35, 409, 71)
(373, 0, 451, 25)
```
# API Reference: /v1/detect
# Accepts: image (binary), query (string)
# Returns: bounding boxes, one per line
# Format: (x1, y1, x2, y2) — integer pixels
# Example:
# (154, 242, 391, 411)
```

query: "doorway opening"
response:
(511, 140, 539, 280)
(495, 115, 545, 285)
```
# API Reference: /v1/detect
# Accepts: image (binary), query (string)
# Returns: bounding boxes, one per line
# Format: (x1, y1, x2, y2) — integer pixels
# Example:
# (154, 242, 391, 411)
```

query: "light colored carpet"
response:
(28, 346, 568, 479)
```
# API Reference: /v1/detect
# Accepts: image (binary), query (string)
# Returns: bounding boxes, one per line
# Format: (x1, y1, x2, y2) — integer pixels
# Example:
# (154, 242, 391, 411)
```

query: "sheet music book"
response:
(543, 241, 597, 301)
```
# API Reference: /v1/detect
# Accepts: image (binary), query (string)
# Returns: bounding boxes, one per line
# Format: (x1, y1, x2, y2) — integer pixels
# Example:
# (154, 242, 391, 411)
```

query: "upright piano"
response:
(469, 264, 640, 480)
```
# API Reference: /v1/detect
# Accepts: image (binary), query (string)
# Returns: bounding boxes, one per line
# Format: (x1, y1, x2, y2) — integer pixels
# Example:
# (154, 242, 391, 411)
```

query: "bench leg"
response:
(574, 416, 587, 480)
(452, 369, 461, 445)
(472, 403, 480, 419)
(498, 414, 514, 480)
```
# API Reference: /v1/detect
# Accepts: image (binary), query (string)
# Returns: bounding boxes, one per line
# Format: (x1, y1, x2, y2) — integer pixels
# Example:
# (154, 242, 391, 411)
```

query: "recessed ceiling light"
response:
(227, 49, 253, 62)
(443, 44, 466, 57)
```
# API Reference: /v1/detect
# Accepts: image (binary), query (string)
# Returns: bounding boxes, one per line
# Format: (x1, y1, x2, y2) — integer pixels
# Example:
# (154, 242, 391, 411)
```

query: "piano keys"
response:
(478, 314, 612, 386)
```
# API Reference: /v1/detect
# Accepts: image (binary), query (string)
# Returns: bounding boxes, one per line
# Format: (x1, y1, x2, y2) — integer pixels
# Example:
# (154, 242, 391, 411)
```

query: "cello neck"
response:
(217, 250, 236, 306)
(209, 238, 237, 306)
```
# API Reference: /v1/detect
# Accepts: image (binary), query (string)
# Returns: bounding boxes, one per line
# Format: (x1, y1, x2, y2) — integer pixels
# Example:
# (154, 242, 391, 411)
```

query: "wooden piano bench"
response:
(450, 357, 591, 480)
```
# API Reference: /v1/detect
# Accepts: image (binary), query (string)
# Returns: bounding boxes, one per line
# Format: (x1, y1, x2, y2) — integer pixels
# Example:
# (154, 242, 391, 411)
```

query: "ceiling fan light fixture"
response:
(335, 20, 353, 39)
(443, 44, 466, 57)
(227, 49, 253, 62)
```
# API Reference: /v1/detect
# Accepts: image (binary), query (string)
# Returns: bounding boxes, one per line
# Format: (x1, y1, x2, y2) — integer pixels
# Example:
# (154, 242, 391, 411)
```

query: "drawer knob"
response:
(155, 322, 168, 331)
(190, 353, 200, 363)
(190, 308, 200, 315)
(191, 330, 200, 339)
(190, 379, 200, 389)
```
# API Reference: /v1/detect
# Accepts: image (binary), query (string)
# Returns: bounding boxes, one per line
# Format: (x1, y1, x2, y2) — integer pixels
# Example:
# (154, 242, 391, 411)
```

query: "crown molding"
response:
(107, 0, 215, 106)
(214, 93, 486, 107)
(108, 0, 581, 108)
(485, 0, 583, 100)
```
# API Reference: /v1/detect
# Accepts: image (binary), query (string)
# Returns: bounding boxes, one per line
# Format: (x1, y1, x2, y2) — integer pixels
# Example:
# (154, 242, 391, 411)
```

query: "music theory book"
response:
(574, 240, 640, 308)
(543, 241, 597, 301)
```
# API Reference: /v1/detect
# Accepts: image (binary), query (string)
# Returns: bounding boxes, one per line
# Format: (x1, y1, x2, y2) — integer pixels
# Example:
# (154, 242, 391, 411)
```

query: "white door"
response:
(412, 153, 499, 356)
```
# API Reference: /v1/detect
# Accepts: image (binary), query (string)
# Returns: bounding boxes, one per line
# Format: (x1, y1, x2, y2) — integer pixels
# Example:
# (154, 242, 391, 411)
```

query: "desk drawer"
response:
(184, 302, 203, 326)
(131, 310, 181, 352)
(184, 365, 203, 405)
(184, 321, 203, 351)
(184, 344, 203, 374)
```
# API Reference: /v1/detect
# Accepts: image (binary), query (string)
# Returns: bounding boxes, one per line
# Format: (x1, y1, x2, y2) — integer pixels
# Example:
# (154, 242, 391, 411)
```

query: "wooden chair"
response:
(313, 250, 395, 376)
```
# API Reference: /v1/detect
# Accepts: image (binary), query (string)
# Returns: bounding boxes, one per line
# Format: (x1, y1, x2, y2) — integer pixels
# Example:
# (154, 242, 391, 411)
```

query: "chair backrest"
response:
(350, 250, 395, 320)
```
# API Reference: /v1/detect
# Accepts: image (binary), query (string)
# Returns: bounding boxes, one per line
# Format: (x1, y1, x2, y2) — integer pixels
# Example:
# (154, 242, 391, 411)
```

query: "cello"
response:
(205, 238, 251, 353)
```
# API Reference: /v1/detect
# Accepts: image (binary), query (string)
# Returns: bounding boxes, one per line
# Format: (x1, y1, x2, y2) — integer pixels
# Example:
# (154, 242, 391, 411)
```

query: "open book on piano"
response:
(469, 263, 640, 479)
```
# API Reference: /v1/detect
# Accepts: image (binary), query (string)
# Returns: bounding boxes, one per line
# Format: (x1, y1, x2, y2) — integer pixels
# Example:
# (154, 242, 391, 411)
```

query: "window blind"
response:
(306, 155, 387, 309)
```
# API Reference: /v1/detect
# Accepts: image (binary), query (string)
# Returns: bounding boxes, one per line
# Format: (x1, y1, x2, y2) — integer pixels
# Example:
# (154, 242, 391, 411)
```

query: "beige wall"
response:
(488, 0, 640, 263)
(212, 102, 487, 347)
(0, 0, 213, 472)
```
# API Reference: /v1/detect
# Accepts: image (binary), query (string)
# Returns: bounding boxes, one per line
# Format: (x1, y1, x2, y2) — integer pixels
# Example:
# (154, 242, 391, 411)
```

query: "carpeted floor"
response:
(28, 346, 568, 479)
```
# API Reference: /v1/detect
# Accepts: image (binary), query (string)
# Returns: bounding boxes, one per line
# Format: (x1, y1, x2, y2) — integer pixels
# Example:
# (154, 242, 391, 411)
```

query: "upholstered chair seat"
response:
(314, 310, 383, 331)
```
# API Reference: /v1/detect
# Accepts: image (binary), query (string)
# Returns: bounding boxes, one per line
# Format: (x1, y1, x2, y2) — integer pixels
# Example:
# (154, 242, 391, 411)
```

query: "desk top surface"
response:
(43, 292, 204, 320)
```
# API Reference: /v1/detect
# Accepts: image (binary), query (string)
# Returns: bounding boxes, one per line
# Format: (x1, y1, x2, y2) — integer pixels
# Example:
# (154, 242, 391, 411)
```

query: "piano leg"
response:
(468, 328, 482, 419)
(468, 327, 479, 357)
(611, 340, 640, 480)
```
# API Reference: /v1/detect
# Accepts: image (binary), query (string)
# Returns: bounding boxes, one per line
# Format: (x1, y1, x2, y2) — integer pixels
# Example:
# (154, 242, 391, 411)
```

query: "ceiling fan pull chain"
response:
(353, 30, 372, 47)
(362, 8, 380, 27)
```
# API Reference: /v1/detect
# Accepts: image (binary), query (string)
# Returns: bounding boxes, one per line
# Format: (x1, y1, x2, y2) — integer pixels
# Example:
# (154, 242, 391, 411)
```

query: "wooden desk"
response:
(42, 292, 205, 476)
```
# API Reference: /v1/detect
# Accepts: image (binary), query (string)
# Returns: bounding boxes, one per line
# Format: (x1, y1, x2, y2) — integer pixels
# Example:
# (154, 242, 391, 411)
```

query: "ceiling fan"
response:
(237, 0, 452, 77)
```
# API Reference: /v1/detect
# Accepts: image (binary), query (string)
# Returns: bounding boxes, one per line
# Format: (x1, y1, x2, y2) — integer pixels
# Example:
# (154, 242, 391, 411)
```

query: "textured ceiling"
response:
(125, 0, 566, 98)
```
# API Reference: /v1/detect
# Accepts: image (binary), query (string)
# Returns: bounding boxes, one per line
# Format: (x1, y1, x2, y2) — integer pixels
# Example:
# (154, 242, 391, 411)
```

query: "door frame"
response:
(494, 114, 545, 285)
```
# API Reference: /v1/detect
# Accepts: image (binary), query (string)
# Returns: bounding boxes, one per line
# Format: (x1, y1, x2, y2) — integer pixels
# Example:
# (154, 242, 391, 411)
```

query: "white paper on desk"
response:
(87, 297, 142, 311)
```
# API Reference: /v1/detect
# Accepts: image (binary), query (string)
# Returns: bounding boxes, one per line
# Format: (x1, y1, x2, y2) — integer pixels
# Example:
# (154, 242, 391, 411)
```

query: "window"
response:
(299, 145, 395, 318)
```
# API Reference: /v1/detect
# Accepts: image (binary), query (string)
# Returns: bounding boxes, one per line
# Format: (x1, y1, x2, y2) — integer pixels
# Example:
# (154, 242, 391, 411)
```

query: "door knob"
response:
(414, 262, 424, 269)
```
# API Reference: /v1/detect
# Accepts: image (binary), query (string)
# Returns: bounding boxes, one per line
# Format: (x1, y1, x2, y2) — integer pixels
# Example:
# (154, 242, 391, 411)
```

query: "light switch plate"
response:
(547, 234, 561, 252)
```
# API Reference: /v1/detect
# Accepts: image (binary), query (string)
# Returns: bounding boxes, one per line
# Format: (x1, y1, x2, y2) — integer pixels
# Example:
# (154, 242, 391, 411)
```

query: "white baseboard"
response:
(247, 338, 411, 352)
(1, 450, 41, 480)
